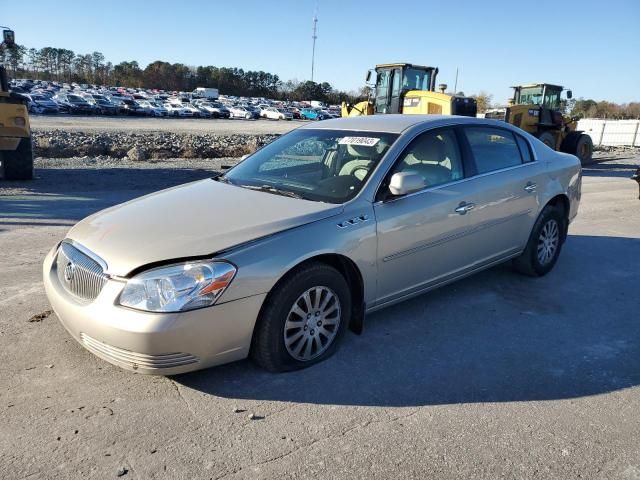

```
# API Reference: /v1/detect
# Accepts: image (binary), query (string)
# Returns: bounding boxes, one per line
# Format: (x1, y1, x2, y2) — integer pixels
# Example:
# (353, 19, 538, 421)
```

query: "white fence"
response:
(577, 119, 640, 147)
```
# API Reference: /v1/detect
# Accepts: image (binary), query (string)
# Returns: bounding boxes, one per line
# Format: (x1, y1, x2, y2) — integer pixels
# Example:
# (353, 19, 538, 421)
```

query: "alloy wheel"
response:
(537, 219, 560, 265)
(283, 286, 341, 361)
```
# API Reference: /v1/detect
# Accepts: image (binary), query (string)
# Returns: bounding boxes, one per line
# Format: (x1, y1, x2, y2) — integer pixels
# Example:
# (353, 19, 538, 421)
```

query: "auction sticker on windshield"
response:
(338, 136, 380, 147)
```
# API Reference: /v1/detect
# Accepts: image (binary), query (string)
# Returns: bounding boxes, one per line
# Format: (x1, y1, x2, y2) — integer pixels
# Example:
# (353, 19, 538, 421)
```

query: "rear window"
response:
(464, 127, 523, 174)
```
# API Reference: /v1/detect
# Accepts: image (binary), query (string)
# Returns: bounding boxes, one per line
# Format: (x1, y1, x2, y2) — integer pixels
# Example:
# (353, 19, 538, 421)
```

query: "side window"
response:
(515, 134, 533, 163)
(464, 127, 523, 174)
(390, 129, 464, 189)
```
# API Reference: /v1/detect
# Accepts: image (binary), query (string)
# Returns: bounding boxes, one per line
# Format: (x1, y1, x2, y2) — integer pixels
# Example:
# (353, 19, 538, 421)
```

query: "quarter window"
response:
(464, 127, 523, 174)
(389, 129, 464, 189)
(515, 134, 533, 163)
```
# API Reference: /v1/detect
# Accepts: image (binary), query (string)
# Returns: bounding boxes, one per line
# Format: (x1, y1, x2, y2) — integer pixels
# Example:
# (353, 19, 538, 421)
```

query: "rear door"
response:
(459, 126, 545, 263)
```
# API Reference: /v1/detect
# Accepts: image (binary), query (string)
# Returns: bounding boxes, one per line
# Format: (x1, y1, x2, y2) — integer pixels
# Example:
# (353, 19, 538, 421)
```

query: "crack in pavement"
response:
(170, 379, 200, 425)
(212, 408, 422, 479)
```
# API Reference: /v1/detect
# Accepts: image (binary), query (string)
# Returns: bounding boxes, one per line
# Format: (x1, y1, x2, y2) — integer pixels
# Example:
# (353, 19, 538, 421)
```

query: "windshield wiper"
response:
(238, 184, 305, 199)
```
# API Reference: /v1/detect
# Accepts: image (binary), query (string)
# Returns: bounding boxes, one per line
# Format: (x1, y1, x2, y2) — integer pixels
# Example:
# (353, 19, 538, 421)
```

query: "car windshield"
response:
(221, 129, 398, 203)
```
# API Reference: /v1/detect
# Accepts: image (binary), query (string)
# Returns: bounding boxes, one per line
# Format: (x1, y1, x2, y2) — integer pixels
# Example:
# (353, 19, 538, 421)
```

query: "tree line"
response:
(0, 44, 361, 104)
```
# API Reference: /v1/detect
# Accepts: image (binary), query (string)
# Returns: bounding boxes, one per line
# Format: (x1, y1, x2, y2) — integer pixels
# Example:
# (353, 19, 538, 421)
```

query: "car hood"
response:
(66, 179, 343, 276)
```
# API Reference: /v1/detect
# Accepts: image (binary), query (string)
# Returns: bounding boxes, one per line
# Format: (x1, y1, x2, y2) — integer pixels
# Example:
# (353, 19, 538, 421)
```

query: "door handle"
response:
(524, 182, 537, 193)
(455, 202, 475, 214)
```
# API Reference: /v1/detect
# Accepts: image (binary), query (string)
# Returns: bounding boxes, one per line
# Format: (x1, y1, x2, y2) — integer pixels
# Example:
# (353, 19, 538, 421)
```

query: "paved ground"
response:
(30, 114, 301, 135)
(1, 154, 639, 479)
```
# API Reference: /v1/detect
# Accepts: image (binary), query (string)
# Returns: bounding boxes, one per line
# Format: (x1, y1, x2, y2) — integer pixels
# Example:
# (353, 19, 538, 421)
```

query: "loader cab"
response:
(372, 63, 437, 114)
(512, 83, 567, 110)
(507, 83, 571, 133)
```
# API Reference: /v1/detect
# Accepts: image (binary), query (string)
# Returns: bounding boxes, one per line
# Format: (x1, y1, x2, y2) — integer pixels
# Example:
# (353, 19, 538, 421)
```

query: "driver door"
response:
(373, 127, 480, 306)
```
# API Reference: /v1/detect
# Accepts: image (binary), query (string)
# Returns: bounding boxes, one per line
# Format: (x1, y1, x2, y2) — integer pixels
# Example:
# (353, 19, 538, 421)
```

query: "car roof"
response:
(301, 114, 504, 134)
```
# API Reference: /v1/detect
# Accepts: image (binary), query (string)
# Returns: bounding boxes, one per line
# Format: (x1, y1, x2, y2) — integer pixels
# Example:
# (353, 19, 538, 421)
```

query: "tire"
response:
(1, 137, 34, 181)
(537, 131, 556, 149)
(245, 113, 251, 119)
(513, 204, 566, 277)
(574, 134, 593, 164)
(251, 262, 352, 372)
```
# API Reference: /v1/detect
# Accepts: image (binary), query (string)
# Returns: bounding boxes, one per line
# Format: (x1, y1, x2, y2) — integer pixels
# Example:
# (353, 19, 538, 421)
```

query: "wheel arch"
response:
(255, 253, 366, 338)
(543, 193, 570, 241)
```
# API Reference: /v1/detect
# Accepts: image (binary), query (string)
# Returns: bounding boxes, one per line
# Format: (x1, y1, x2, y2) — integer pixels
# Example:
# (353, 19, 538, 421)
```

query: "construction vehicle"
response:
(0, 27, 33, 180)
(505, 83, 593, 163)
(341, 63, 477, 118)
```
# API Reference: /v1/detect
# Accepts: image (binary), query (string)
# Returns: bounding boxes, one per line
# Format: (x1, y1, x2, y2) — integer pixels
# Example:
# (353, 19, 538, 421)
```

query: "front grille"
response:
(80, 333, 199, 370)
(56, 241, 108, 301)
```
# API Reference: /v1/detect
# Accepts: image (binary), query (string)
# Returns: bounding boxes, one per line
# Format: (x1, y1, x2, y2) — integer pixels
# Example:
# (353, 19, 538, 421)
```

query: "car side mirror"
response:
(388, 172, 425, 196)
(566, 90, 572, 99)
(365, 70, 372, 83)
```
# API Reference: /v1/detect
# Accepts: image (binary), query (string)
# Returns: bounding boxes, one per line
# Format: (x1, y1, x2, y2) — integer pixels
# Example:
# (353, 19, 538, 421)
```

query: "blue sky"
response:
(6, 0, 639, 103)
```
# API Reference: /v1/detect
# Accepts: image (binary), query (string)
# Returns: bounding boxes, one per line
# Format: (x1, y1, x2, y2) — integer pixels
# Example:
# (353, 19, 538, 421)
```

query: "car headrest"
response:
(412, 135, 446, 163)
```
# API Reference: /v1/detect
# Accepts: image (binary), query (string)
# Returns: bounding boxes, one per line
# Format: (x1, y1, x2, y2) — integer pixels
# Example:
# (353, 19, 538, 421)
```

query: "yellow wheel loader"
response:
(0, 28, 33, 180)
(342, 63, 477, 118)
(505, 83, 593, 163)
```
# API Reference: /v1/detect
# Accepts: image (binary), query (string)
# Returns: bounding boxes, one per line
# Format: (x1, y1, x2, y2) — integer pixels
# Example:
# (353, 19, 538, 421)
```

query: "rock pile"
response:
(31, 130, 280, 159)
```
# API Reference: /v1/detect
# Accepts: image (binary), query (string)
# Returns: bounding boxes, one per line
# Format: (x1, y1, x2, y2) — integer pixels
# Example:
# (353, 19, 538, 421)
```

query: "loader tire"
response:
(574, 134, 593, 164)
(537, 131, 556, 150)
(1, 137, 34, 180)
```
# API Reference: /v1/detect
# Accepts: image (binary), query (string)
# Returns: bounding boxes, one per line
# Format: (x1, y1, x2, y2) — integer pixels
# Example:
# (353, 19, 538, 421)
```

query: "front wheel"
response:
(537, 131, 556, 149)
(513, 205, 565, 276)
(251, 263, 351, 372)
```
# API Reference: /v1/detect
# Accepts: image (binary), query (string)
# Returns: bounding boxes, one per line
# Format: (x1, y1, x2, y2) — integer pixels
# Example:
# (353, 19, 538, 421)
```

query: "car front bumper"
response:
(42, 245, 265, 375)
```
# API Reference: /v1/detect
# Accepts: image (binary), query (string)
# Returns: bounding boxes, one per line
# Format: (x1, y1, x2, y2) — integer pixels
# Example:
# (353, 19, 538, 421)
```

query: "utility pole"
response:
(311, 2, 318, 82)
(453, 68, 459, 94)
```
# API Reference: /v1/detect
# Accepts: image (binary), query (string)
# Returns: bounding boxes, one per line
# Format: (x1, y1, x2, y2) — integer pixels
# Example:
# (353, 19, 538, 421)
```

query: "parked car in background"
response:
(181, 103, 203, 117)
(94, 98, 119, 115)
(25, 94, 60, 114)
(229, 106, 254, 119)
(261, 107, 293, 121)
(52, 93, 95, 114)
(244, 106, 262, 119)
(149, 102, 169, 117)
(196, 101, 231, 118)
(300, 108, 329, 121)
(165, 103, 192, 117)
(287, 107, 302, 119)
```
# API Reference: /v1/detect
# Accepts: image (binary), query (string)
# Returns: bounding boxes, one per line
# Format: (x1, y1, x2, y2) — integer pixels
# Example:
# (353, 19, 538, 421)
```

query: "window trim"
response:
(374, 126, 466, 202)
(374, 160, 536, 206)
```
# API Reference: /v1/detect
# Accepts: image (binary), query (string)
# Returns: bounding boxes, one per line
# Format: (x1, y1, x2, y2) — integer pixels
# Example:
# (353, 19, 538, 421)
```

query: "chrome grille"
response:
(80, 333, 199, 370)
(56, 241, 108, 301)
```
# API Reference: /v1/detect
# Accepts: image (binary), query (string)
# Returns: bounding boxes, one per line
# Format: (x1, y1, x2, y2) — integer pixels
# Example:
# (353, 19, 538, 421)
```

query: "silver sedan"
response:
(43, 115, 582, 374)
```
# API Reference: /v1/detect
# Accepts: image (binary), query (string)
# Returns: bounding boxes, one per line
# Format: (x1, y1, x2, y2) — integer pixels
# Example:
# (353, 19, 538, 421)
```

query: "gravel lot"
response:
(1, 154, 639, 479)
(30, 114, 301, 135)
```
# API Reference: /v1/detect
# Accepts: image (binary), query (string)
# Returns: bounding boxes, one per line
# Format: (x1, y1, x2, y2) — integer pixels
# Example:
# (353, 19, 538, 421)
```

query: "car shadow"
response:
(176, 234, 640, 407)
(0, 167, 219, 228)
(583, 160, 639, 178)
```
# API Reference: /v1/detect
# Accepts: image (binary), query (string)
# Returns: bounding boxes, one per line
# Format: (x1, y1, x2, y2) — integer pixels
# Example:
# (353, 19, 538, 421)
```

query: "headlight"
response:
(118, 261, 236, 313)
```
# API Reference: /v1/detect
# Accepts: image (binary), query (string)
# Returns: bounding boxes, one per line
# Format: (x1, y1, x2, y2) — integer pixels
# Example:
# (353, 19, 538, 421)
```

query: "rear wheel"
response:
(537, 131, 556, 149)
(251, 263, 351, 372)
(1, 137, 34, 181)
(513, 205, 565, 276)
(574, 134, 593, 164)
